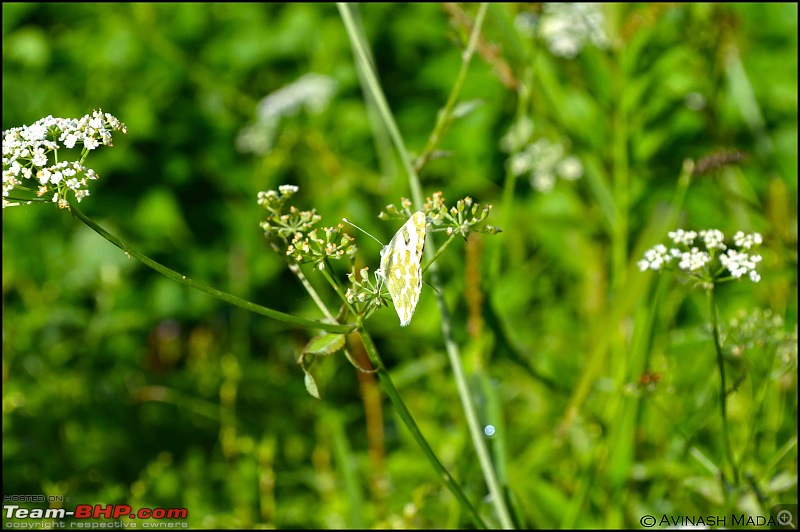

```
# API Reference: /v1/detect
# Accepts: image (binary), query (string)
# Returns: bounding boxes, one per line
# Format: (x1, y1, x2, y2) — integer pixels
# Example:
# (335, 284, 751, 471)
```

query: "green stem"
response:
(611, 55, 629, 294)
(706, 286, 738, 487)
(339, 3, 514, 527)
(69, 203, 354, 334)
(357, 326, 487, 529)
(413, 3, 489, 174)
(422, 232, 457, 273)
(269, 241, 337, 322)
(337, 3, 421, 204)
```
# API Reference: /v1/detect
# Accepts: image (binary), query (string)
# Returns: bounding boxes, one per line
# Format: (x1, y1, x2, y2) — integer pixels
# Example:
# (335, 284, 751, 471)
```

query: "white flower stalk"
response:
(639, 229, 763, 284)
(2, 110, 127, 209)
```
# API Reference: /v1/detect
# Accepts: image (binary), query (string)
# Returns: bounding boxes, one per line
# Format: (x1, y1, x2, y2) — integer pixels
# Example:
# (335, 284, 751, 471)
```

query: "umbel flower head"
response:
(638, 229, 763, 285)
(2, 110, 127, 209)
(380, 191, 500, 238)
(258, 185, 357, 271)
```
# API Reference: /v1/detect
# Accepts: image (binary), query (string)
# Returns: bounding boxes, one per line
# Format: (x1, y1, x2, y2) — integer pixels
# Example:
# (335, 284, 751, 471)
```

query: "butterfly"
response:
(377, 211, 427, 326)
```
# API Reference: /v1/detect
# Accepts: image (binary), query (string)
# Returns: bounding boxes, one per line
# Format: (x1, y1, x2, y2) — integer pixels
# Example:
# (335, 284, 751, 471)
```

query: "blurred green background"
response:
(2, 3, 797, 528)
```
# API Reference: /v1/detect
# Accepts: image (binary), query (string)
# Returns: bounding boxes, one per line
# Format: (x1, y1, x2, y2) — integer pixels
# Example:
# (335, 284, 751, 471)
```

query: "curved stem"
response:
(357, 326, 487, 529)
(69, 203, 355, 334)
(422, 232, 457, 273)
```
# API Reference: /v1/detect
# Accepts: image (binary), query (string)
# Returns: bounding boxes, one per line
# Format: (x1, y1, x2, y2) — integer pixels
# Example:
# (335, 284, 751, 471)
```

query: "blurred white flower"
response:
(501, 120, 584, 193)
(538, 3, 610, 59)
(237, 73, 338, 156)
(556, 155, 583, 181)
(499, 116, 534, 153)
(685, 91, 707, 111)
(531, 172, 557, 192)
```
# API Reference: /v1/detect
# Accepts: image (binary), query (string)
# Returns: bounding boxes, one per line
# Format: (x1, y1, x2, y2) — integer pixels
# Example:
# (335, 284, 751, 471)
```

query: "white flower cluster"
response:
(237, 73, 337, 156)
(2, 110, 127, 208)
(256, 184, 299, 207)
(500, 118, 583, 193)
(538, 3, 610, 59)
(720, 250, 763, 282)
(638, 229, 763, 283)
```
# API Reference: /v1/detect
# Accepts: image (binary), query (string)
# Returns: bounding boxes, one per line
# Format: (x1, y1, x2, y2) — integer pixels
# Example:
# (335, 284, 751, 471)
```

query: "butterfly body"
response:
(378, 211, 426, 326)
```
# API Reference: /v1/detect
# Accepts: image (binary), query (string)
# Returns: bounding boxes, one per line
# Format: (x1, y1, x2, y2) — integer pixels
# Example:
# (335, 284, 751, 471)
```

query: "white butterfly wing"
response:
(380, 211, 426, 326)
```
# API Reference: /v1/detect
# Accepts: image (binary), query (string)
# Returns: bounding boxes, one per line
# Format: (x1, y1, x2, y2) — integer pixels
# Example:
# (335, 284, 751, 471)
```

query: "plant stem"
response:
(357, 325, 487, 529)
(413, 3, 489, 174)
(706, 286, 738, 486)
(422, 232, 457, 273)
(69, 203, 354, 334)
(269, 241, 337, 322)
(338, 3, 514, 527)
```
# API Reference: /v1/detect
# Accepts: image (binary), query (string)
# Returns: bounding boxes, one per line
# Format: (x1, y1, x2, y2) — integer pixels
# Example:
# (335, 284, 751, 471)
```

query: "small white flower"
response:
(84, 137, 99, 150)
(38, 168, 52, 185)
(63, 133, 79, 149)
(507, 151, 533, 176)
(700, 229, 726, 250)
(257, 190, 279, 205)
(678, 247, 711, 272)
(531, 172, 556, 192)
(556, 156, 583, 181)
(500, 116, 534, 152)
(539, 3, 610, 59)
(638, 244, 672, 271)
(668, 229, 697, 246)
(720, 250, 762, 281)
(31, 147, 48, 167)
(733, 231, 762, 250)
(50, 170, 64, 185)
(7, 160, 21, 177)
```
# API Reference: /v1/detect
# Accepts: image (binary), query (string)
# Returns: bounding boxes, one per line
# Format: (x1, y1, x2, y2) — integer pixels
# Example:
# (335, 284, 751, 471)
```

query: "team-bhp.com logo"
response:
(74, 505, 188, 520)
(4, 503, 188, 527)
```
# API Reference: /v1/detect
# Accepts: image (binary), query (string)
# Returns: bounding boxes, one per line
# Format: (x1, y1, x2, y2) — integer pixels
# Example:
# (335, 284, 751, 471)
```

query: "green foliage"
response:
(3, 3, 797, 529)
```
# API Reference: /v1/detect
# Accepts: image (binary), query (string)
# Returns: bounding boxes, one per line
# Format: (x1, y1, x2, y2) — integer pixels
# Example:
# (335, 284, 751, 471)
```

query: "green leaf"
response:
(451, 99, 483, 119)
(304, 333, 346, 356)
(303, 370, 321, 400)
